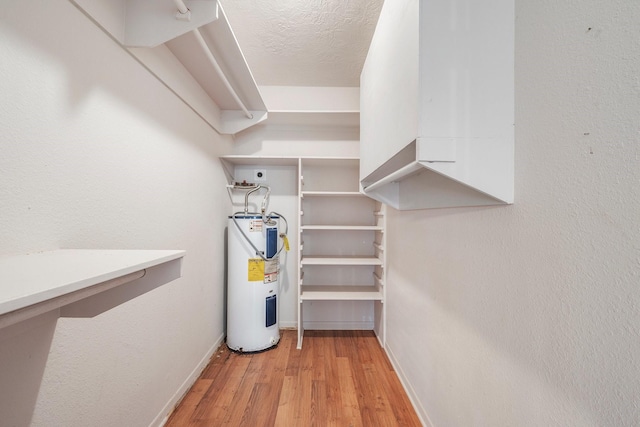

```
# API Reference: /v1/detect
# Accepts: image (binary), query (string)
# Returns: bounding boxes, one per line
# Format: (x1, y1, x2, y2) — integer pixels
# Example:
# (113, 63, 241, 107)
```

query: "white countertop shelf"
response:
(266, 111, 359, 128)
(300, 285, 383, 301)
(0, 249, 185, 328)
(301, 256, 382, 266)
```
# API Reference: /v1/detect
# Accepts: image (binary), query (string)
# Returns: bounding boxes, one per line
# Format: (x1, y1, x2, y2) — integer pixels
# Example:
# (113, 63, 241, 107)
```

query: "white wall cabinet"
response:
(220, 156, 386, 350)
(360, 0, 514, 210)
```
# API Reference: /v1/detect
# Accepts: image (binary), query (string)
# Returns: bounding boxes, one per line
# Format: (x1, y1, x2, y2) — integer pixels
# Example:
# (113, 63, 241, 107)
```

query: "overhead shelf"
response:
(0, 249, 185, 329)
(264, 111, 359, 128)
(70, 0, 267, 135)
(257, 86, 360, 130)
(219, 156, 301, 167)
(360, 0, 514, 209)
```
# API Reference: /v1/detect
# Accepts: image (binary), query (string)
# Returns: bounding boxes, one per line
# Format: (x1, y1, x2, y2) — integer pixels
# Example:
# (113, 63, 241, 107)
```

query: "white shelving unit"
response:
(0, 249, 185, 330)
(219, 155, 387, 350)
(297, 157, 385, 349)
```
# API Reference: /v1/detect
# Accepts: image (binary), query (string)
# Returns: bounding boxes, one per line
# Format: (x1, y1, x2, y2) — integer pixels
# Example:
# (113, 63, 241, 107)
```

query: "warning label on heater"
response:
(264, 258, 279, 283)
(249, 220, 262, 232)
(247, 258, 264, 281)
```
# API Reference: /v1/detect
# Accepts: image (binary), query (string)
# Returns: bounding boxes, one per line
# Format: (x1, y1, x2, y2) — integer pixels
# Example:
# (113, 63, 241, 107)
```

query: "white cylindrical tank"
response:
(227, 214, 280, 352)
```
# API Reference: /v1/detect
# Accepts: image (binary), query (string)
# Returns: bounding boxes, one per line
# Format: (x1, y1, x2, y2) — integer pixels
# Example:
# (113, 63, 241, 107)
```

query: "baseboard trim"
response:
(279, 320, 297, 329)
(151, 331, 226, 427)
(384, 343, 434, 427)
(302, 321, 374, 330)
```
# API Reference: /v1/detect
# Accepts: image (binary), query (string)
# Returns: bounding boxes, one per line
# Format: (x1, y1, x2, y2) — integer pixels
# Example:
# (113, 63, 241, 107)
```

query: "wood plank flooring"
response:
(165, 330, 422, 426)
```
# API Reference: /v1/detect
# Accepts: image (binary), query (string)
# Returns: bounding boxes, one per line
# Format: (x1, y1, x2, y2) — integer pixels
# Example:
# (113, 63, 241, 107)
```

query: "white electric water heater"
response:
(227, 214, 281, 352)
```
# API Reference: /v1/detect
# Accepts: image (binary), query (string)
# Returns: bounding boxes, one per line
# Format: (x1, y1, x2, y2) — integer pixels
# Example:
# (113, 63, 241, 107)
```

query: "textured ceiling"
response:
(220, 0, 384, 87)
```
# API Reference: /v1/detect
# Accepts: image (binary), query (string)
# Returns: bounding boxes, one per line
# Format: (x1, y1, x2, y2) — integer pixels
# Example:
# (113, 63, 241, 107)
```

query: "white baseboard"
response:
(151, 331, 226, 427)
(384, 343, 433, 427)
(303, 320, 374, 330)
(279, 320, 297, 329)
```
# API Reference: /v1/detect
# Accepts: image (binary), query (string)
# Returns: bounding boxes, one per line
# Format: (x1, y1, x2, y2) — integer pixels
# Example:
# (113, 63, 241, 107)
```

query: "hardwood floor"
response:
(165, 330, 422, 426)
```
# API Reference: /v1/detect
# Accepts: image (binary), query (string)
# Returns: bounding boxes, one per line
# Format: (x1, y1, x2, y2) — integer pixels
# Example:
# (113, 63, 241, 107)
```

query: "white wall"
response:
(385, 1, 640, 426)
(0, 1, 232, 426)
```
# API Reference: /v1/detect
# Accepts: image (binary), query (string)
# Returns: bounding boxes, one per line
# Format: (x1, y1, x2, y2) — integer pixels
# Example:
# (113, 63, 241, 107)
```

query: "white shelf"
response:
(301, 191, 364, 197)
(300, 286, 383, 301)
(220, 156, 359, 166)
(220, 156, 301, 166)
(265, 111, 359, 128)
(301, 256, 382, 266)
(0, 249, 185, 329)
(301, 225, 383, 231)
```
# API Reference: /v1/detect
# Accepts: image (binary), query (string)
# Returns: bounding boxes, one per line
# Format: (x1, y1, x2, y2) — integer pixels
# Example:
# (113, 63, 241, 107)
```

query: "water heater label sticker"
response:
(264, 258, 279, 283)
(248, 258, 264, 281)
(249, 220, 263, 232)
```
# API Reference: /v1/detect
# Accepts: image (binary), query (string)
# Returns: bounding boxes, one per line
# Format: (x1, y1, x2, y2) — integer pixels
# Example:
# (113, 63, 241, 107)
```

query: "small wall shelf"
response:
(265, 111, 359, 128)
(0, 249, 185, 329)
